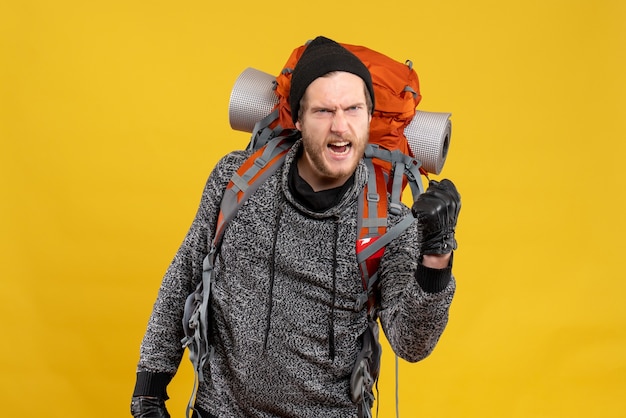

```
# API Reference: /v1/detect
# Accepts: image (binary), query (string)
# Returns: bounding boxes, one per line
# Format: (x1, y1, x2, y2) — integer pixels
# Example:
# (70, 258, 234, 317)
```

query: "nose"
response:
(331, 110, 348, 134)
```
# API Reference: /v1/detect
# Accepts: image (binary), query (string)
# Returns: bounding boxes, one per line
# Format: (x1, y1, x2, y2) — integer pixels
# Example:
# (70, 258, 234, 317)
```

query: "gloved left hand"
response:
(130, 396, 170, 418)
(411, 179, 461, 255)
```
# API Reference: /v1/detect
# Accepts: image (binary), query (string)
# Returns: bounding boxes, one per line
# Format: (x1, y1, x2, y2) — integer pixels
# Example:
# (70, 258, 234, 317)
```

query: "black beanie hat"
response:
(289, 36, 375, 124)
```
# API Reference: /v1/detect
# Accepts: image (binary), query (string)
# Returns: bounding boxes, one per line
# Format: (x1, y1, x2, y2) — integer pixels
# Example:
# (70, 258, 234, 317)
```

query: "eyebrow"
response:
(309, 101, 366, 111)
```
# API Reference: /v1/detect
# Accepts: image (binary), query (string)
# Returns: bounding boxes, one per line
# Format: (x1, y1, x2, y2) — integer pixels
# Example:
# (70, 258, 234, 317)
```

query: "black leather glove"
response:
(130, 397, 170, 418)
(412, 179, 461, 255)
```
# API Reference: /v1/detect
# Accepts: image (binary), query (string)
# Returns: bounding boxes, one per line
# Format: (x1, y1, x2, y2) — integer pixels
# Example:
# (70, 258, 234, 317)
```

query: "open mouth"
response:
(328, 141, 351, 155)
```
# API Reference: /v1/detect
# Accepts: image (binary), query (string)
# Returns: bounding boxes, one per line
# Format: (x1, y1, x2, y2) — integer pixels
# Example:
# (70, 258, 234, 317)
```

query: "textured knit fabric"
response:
(289, 36, 375, 123)
(134, 139, 456, 417)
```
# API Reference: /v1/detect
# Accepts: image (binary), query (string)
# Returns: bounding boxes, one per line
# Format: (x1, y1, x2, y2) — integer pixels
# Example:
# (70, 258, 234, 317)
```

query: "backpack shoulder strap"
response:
(181, 134, 296, 418)
(352, 149, 422, 418)
(364, 144, 425, 214)
(214, 135, 295, 248)
(356, 144, 423, 316)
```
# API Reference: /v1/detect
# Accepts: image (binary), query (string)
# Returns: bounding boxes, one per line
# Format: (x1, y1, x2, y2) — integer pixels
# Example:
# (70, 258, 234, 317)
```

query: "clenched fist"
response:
(412, 179, 461, 255)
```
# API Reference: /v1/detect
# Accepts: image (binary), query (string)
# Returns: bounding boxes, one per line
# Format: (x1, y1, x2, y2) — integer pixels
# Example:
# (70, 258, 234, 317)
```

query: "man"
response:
(131, 36, 460, 418)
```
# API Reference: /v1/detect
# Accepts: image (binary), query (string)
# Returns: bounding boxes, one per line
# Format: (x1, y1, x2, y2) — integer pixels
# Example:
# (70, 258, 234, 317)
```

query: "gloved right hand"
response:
(411, 179, 461, 255)
(130, 396, 170, 418)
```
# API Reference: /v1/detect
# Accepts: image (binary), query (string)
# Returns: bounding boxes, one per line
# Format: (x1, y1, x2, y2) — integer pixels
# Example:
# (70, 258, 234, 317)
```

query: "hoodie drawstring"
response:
(263, 206, 283, 351)
(263, 208, 341, 362)
(329, 217, 340, 361)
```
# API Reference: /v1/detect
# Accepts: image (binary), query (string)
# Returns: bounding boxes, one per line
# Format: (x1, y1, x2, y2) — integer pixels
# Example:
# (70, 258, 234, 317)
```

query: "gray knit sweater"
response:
(134, 139, 456, 417)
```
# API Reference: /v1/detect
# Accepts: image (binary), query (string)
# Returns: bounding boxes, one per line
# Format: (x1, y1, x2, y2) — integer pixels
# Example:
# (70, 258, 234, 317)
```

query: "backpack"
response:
(182, 39, 452, 418)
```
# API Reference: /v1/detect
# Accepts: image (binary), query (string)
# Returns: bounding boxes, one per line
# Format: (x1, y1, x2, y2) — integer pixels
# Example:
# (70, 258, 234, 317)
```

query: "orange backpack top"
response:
(276, 43, 421, 148)
(256, 41, 425, 180)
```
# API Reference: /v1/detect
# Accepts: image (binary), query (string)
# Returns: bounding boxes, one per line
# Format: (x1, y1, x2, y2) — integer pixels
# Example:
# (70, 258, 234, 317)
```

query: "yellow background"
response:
(1, 0, 625, 417)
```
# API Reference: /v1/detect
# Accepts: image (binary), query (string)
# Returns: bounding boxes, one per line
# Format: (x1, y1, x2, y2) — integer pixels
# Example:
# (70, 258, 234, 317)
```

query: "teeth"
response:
(328, 141, 350, 155)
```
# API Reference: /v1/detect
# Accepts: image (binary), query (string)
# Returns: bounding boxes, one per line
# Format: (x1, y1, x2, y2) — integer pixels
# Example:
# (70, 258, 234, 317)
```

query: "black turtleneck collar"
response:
(288, 155, 356, 213)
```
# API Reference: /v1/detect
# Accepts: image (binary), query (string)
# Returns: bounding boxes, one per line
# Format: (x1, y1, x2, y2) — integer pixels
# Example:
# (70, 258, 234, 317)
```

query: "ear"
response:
(295, 120, 302, 131)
